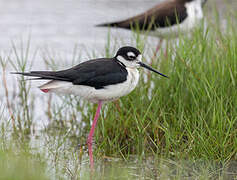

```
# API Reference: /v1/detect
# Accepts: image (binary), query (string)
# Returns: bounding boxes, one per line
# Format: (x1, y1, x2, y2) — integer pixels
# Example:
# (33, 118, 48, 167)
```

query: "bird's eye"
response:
(127, 52, 136, 60)
(128, 55, 136, 60)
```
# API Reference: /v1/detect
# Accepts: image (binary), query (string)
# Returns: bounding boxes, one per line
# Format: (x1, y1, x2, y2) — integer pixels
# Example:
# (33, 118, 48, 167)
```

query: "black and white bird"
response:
(13, 46, 168, 170)
(97, 0, 207, 52)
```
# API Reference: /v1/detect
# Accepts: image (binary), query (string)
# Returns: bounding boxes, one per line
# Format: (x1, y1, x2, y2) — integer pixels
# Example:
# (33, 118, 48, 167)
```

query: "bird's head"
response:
(115, 46, 168, 78)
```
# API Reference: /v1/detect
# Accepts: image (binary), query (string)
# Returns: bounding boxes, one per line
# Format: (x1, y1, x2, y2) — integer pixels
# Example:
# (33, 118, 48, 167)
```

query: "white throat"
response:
(185, 0, 203, 20)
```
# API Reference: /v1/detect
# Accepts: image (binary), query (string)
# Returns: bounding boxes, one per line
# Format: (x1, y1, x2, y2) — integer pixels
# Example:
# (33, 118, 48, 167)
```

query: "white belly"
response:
(40, 68, 140, 103)
(150, 0, 204, 38)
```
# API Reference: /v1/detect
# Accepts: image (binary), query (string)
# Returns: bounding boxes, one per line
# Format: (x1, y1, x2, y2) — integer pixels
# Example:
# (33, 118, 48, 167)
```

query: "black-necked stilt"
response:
(97, 0, 207, 54)
(13, 46, 168, 169)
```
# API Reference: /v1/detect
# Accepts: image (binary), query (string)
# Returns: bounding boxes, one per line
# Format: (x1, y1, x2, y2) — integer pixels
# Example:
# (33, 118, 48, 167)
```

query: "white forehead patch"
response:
(137, 54, 142, 61)
(127, 52, 136, 57)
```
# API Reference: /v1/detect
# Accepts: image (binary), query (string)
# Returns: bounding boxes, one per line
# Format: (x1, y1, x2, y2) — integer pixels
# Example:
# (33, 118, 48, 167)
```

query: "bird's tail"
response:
(11, 71, 69, 81)
(96, 21, 120, 27)
(12, 71, 71, 93)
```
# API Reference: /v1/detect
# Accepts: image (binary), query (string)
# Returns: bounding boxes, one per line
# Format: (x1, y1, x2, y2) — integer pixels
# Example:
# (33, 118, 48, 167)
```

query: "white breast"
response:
(184, 0, 204, 28)
(151, 0, 204, 38)
(41, 68, 140, 103)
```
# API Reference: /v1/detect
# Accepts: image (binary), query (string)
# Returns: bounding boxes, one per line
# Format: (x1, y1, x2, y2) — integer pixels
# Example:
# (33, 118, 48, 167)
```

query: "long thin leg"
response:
(87, 100, 103, 170)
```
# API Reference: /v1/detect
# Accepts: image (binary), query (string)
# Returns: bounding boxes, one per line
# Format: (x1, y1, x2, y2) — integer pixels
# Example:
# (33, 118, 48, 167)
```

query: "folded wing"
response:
(97, 0, 187, 30)
(13, 58, 128, 89)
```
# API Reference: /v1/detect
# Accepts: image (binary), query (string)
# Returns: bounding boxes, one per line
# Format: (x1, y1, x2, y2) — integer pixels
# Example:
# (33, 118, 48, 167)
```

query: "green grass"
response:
(0, 4, 237, 179)
(93, 16, 237, 161)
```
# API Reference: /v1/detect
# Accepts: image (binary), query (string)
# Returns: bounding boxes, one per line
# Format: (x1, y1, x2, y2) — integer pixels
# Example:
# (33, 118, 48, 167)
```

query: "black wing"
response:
(13, 58, 128, 89)
(97, 1, 187, 30)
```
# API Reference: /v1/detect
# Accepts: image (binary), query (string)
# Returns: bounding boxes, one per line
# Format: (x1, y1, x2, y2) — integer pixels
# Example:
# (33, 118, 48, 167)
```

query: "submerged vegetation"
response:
(0, 4, 237, 180)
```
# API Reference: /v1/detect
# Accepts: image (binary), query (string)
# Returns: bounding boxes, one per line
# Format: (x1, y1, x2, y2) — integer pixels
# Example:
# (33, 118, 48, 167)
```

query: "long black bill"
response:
(138, 62, 168, 78)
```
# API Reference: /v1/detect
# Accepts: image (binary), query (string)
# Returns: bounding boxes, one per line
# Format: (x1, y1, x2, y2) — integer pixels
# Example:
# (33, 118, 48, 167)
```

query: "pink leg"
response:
(87, 100, 103, 170)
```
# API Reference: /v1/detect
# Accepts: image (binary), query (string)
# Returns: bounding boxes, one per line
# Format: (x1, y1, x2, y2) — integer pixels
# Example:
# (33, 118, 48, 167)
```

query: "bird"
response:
(97, 0, 207, 54)
(12, 46, 168, 170)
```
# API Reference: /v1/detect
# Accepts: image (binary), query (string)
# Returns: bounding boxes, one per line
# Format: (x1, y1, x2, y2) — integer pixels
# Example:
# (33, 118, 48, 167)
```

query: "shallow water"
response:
(0, 0, 159, 55)
(30, 131, 237, 179)
(0, 0, 236, 57)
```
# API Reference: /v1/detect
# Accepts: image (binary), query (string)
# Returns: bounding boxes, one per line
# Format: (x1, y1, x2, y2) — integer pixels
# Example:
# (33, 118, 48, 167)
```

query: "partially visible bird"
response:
(13, 46, 168, 170)
(97, 0, 207, 54)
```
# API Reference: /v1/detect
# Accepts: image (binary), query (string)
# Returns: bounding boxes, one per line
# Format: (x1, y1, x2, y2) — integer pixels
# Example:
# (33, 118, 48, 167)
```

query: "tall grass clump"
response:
(8, 39, 37, 136)
(94, 14, 237, 161)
